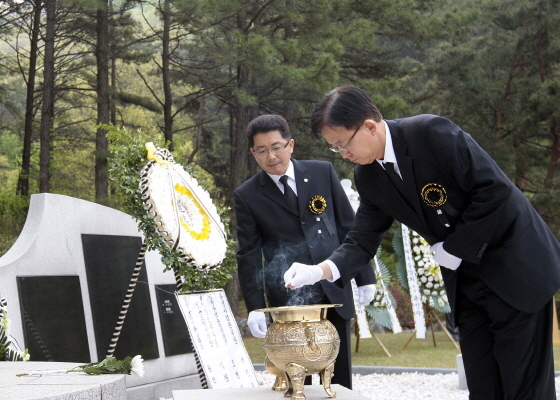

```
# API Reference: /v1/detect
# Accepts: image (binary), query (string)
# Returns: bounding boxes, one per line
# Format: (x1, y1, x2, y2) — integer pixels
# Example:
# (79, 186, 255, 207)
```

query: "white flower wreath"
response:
(409, 231, 450, 312)
(139, 143, 227, 270)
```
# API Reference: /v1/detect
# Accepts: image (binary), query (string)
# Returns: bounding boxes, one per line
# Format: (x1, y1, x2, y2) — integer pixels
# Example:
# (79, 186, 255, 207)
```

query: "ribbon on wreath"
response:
(401, 224, 426, 339)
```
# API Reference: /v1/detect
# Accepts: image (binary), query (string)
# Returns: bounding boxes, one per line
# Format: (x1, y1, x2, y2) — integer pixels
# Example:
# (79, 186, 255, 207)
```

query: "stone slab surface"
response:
(173, 384, 370, 400)
(0, 362, 126, 400)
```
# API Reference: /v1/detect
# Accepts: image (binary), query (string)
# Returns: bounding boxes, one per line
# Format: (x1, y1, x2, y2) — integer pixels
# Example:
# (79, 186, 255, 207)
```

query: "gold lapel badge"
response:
(421, 183, 447, 207)
(309, 195, 327, 214)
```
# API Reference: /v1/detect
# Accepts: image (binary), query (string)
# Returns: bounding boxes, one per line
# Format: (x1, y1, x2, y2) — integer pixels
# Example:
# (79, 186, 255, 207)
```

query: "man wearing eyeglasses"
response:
(234, 114, 376, 389)
(284, 86, 560, 399)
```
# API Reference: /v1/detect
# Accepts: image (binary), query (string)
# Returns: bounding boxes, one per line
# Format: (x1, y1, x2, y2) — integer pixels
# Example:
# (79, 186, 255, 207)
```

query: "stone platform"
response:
(0, 362, 126, 400)
(173, 384, 370, 400)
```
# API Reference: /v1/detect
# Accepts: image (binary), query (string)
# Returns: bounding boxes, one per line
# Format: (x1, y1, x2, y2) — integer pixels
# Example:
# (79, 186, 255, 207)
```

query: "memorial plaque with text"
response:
(177, 290, 258, 389)
(155, 284, 192, 356)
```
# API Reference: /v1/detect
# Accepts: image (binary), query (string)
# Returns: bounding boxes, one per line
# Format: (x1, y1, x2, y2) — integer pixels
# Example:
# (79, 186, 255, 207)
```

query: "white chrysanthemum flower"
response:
(412, 246, 420, 253)
(373, 302, 379, 307)
(417, 261, 424, 267)
(440, 290, 446, 296)
(131, 355, 145, 377)
(413, 238, 419, 244)
(428, 276, 433, 282)
(426, 282, 433, 289)
(434, 284, 440, 289)
(423, 289, 431, 295)
(431, 291, 438, 296)
(420, 276, 427, 283)
(417, 268, 424, 275)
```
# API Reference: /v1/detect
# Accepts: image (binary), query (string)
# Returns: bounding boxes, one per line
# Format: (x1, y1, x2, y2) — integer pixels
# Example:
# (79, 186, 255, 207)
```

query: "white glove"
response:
(284, 262, 323, 289)
(247, 311, 267, 338)
(357, 284, 377, 306)
(430, 242, 462, 270)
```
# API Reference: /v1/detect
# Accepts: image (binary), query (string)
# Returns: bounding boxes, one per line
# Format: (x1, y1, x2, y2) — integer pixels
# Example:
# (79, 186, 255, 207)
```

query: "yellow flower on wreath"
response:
(175, 183, 211, 241)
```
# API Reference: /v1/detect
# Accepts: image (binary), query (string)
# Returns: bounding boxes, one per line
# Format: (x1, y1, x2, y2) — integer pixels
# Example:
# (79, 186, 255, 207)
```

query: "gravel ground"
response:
(160, 371, 560, 399)
(252, 371, 560, 400)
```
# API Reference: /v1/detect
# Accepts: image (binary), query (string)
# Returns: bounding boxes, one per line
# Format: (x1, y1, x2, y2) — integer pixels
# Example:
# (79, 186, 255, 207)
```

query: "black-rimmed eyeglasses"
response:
(328, 125, 361, 153)
(252, 141, 290, 158)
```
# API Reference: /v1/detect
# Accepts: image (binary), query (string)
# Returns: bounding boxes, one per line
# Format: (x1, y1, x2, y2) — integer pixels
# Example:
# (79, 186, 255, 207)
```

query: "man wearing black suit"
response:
(234, 114, 376, 389)
(285, 86, 560, 399)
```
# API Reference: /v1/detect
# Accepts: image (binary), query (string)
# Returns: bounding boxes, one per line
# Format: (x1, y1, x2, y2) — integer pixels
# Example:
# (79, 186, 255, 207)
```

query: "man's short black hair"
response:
(311, 86, 383, 135)
(246, 114, 292, 148)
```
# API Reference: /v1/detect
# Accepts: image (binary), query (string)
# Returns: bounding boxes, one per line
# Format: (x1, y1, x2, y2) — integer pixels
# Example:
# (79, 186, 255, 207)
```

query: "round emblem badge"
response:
(421, 183, 447, 207)
(308, 195, 327, 214)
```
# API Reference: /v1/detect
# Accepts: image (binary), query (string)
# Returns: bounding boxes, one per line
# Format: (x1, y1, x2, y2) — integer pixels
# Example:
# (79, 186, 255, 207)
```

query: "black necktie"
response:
(384, 162, 406, 194)
(279, 175, 298, 213)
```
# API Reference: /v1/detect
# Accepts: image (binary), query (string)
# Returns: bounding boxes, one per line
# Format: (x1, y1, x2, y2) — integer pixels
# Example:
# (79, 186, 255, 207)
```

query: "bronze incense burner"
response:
(256, 304, 341, 400)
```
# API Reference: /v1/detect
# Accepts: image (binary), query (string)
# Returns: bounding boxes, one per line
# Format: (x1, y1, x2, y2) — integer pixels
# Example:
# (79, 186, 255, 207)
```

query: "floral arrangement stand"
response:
(108, 135, 232, 391)
(352, 320, 392, 357)
(401, 303, 459, 350)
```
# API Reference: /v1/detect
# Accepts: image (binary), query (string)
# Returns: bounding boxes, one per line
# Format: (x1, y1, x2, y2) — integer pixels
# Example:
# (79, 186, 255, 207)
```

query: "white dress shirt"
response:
(268, 161, 298, 195)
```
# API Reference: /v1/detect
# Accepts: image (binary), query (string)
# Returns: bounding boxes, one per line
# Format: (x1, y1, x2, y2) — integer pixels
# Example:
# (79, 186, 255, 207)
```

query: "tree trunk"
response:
(186, 93, 205, 164)
(39, 0, 56, 193)
(109, 0, 117, 125)
(162, 0, 173, 150)
(95, 1, 110, 203)
(17, 0, 42, 196)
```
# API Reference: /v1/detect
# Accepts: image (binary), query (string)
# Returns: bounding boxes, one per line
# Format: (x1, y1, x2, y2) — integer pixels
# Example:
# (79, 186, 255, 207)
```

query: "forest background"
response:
(1, 0, 559, 313)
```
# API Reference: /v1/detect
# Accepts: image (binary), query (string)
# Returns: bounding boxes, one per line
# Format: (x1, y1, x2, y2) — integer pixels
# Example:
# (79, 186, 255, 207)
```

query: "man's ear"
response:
(363, 119, 379, 136)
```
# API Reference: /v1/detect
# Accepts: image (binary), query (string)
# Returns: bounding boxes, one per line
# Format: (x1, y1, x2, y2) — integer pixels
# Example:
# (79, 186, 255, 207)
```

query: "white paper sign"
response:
(177, 289, 259, 388)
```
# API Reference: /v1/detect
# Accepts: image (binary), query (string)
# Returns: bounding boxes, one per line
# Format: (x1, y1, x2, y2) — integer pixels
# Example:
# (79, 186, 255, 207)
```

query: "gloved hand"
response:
(284, 262, 323, 289)
(430, 242, 462, 270)
(357, 284, 377, 306)
(247, 311, 267, 338)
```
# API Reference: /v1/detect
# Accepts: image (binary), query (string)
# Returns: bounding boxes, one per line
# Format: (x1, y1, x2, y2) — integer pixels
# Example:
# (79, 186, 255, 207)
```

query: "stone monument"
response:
(0, 193, 203, 399)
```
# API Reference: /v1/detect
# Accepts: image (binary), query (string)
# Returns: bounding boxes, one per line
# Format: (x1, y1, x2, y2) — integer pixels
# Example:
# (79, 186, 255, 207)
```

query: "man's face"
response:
(251, 130, 294, 175)
(321, 120, 385, 165)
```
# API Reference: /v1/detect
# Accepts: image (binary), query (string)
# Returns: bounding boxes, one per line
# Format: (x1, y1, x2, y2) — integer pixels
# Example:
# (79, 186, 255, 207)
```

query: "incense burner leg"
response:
(284, 362, 307, 400)
(265, 356, 288, 391)
(320, 361, 337, 398)
(273, 375, 288, 391)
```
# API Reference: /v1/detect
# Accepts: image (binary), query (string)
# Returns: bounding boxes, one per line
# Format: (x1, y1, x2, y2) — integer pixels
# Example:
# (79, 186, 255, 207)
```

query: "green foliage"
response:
(0, 330, 24, 362)
(106, 124, 236, 292)
(0, 193, 29, 257)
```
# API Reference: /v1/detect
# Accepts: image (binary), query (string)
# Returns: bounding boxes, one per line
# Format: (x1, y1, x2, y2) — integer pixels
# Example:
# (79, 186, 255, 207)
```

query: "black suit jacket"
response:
(329, 115, 560, 314)
(234, 159, 375, 320)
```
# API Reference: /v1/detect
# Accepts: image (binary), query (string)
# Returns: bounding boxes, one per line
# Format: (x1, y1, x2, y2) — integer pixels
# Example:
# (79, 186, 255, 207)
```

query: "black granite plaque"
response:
(17, 275, 90, 363)
(155, 284, 192, 356)
(82, 234, 159, 361)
